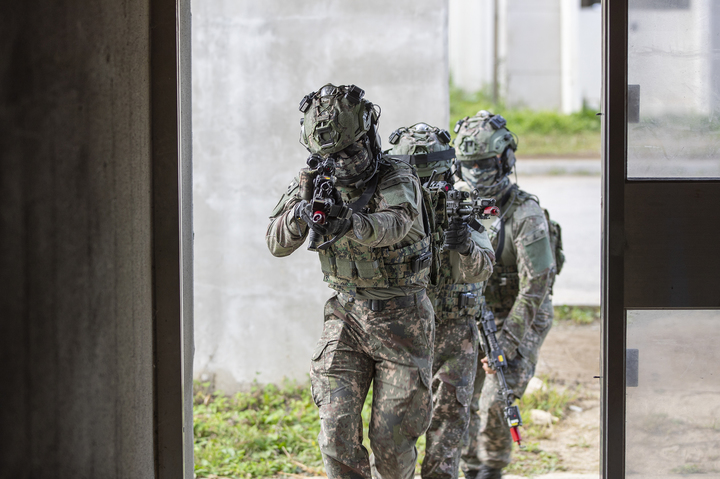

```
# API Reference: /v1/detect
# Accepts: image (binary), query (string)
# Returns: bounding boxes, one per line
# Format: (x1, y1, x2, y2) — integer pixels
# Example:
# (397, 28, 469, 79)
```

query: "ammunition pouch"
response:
(429, 282, 483, 320)
(458, 291, 478, 309)
(484, 264, 520, 317)
(319, 236, 432, 291)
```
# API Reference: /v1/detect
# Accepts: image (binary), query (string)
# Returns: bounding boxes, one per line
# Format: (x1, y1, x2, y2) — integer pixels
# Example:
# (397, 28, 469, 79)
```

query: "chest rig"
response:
(484, 187, 533, 317)
(425, 179, 483, 320)
(316, 158, 431, 293)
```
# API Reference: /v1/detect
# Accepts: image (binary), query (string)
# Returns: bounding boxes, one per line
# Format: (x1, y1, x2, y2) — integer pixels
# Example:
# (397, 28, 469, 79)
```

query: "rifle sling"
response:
(348, 171, 379, 213)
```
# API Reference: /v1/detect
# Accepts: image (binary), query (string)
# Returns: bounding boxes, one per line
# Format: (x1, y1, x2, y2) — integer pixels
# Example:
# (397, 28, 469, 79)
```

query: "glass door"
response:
(603, 0, 720, 477)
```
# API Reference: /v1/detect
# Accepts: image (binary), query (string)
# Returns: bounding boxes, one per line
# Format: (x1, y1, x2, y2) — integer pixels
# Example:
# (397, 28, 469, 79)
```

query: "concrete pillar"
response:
(561, 0, 581, 114)
(0, 0, 192, 476)
(504, 0, 562, 110)
(192, 0, 450, 392)
(449, 0, 495, 93)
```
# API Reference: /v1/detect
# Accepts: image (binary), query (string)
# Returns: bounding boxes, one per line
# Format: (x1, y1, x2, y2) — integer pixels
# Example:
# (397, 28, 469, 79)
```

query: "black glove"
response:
(296, 200, 352, 237)
(444, 217, 473, 255)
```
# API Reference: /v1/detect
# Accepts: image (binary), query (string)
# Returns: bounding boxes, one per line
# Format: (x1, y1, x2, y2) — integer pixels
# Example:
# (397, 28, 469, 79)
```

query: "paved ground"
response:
(512, 158, 601, 306)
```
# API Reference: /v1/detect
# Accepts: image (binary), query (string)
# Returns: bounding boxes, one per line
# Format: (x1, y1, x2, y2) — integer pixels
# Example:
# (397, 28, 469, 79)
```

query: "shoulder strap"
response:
(495, 218, 506, 260)
(348, 171, 380, 213)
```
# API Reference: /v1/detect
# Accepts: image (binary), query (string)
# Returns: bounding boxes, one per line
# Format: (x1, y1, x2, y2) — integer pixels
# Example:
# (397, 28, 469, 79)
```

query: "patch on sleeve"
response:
(521, 228, 553, 273)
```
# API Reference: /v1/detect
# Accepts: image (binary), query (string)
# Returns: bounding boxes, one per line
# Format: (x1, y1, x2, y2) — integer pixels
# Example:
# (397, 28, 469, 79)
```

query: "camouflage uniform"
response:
(459, 183, 556, 472)
(421, 228, 494, 479)
(385, 122, 496, 479)
(267, 156, 434, 479)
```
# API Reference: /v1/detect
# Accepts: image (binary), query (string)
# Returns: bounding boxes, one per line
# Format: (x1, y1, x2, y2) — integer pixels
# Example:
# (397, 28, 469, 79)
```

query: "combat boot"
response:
(477, 465, 503, 479)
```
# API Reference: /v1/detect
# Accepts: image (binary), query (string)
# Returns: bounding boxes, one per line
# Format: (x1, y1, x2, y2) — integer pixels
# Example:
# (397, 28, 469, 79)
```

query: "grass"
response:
(506, 376, 579, 476)
(553, 305, 600, 325)
(449, 86, 601, 157)
(194, 376, 581, 478)
(193, 380, 324, 478)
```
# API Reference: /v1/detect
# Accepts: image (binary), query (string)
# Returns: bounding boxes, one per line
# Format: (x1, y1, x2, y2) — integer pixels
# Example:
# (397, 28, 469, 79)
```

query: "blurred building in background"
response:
(449, 0, 602, 112)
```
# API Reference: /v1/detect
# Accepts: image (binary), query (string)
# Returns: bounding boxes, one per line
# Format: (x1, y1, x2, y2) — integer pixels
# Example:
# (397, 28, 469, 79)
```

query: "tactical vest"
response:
(425, 180, 483, 320)
(484, 187, 534, 317)
(317, 158, 431, 292)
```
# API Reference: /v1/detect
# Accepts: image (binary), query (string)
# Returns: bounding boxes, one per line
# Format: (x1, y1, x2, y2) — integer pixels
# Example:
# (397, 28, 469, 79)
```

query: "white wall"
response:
(449, 0, 602, 112)
(192, 0, 450, 392)
(578, 4, 602, 110)
(504, 0, 562, 110)
(449, 0, 495, 93)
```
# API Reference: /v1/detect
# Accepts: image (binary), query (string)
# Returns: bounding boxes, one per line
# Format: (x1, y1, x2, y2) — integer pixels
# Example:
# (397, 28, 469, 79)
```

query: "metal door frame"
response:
(602, 1, 720, 476)
(602, 0, 627, 476)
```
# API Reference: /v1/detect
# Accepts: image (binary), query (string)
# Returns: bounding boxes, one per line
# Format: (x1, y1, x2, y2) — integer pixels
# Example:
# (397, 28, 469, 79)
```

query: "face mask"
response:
(461, 164, 496, 187)
(334, 140, 371, 181)
(461, 161, 509, 197)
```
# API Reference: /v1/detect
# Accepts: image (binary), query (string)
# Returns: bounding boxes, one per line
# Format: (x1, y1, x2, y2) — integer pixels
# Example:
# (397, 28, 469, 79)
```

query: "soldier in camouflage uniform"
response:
(386, 123, 495, 479)
(455, 111, 556, 479)
(266, 84, 435, 479)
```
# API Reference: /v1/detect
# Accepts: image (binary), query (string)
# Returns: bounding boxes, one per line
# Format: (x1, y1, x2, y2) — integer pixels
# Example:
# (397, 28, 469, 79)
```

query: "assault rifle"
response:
(445, 189, 500, 229)
(305, 154, 352, 252)
(478, 301, 523, 446)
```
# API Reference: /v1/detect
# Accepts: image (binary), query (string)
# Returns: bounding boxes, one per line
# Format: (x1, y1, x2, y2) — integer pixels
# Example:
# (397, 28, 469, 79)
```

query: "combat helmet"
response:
(299, 83, 380, 157)
(387, 123, 455, 180)
(454, 110, 518, 193)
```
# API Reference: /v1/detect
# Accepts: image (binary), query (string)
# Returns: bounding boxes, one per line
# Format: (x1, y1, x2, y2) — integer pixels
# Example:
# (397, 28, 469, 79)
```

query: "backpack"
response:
(543, 208, 565, 276)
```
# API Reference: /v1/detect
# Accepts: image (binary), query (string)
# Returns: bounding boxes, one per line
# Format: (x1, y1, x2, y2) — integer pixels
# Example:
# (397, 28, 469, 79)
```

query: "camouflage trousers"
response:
(460, 349, 536, 471)
(310, 290, 435, 479)
(421, 315, 480, 479)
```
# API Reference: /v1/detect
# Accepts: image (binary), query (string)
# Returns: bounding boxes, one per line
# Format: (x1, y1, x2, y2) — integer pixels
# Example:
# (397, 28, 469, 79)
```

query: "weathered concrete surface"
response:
(0, 1, 156, 476)
(192, 0, 451, 392)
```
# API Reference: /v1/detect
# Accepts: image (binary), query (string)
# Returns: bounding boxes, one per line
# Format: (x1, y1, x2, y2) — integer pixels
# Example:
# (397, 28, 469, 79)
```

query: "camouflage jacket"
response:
(266, 156, 428, 300)
(457, 182, 555, 363)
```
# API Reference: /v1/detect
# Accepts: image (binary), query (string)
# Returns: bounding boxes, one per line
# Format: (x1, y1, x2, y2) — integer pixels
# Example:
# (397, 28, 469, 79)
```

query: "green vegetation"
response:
(449, 86, 601, 157)
(504, 376, 579, 476)
(193, 380, 324, 478)
(505, 442, 565, 477)
(194, 373, 583, 478)
(553, 305, 600, 325)
(671, 463, 703, 475)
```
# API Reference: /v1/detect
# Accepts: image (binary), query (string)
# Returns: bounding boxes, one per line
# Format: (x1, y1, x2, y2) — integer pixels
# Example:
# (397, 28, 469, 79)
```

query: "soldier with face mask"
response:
(266, 84, 435, 479)
(386, 123, 495, 479)
(456, 111, 556, 479)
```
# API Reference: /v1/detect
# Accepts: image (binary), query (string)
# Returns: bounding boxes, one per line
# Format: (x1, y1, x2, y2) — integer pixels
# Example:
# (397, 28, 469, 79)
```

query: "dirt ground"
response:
(532, 321, 602, 475)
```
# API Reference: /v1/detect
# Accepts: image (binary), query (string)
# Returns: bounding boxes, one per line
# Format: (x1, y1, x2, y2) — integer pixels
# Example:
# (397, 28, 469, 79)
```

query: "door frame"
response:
(601, 0, 628, 476)
(151, 0, 194, 477)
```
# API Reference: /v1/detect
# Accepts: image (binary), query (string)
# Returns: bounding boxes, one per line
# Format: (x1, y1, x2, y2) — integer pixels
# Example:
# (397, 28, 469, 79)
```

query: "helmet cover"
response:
(387, 122, 455, 178)
(300, 83, 377, 155)
(454, 110, 518, 161)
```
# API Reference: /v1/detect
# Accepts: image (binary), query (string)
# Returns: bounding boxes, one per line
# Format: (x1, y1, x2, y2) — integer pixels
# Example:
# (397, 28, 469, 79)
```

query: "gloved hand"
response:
(443, 217, 473, 255)
(295, 200, 352, 237)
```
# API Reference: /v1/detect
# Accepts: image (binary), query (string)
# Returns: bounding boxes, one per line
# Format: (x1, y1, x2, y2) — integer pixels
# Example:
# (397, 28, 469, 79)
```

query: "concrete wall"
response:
(0, 0, 192, 476)
(192, 0, 450, 392)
